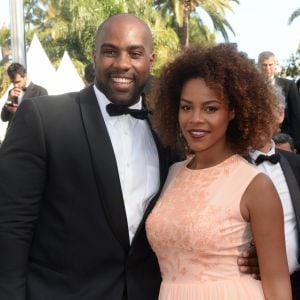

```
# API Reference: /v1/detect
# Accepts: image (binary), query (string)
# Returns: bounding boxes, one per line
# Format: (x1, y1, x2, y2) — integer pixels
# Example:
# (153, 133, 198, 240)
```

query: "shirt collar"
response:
(249, 140, 276, 162)
(93, 85, 142, 126)
(25, 80, 31, 88)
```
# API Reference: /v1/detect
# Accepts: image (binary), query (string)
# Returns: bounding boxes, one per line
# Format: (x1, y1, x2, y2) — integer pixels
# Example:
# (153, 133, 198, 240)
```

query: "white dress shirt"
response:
(250, 142, 300, 274)
(94, 86, 160, 243)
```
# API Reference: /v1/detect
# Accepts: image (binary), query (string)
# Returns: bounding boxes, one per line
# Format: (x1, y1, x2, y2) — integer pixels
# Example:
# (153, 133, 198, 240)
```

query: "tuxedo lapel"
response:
(278, 153, 300, 237)
(79, 86, 130, 251)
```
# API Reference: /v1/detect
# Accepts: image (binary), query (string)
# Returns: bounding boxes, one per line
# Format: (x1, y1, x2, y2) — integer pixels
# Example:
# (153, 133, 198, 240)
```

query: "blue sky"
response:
(216, 0, 300, 65)
(1, 0, 300, 65)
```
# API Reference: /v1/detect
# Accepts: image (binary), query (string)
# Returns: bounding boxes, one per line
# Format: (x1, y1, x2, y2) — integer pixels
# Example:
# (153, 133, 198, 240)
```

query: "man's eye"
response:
(131, 52, 142, 58)
(103, 50, 116, 56)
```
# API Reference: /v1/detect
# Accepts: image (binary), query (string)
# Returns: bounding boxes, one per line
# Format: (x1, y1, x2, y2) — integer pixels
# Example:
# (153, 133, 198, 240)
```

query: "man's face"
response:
(12, 73, 27, 90)
(258, 57, 276, 79)
(93, 16, 154, 106)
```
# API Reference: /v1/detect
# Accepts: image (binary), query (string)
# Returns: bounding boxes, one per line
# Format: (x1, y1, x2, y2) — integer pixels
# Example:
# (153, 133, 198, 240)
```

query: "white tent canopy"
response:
(55, 51, 85, 95)
(27, 34, 57, 94)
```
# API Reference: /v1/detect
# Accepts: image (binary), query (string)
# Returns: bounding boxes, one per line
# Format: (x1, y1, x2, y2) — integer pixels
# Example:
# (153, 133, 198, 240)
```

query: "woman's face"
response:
(179, 78, 235, 157)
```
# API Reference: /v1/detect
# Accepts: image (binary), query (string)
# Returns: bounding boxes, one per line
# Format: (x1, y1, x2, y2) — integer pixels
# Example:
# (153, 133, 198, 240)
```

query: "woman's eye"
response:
(180, 105, 191, 111)
(205, 106, 218, 113)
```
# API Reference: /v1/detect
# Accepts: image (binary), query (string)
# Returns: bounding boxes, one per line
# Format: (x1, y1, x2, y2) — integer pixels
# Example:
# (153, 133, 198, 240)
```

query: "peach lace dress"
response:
(146, 155, 265, 299)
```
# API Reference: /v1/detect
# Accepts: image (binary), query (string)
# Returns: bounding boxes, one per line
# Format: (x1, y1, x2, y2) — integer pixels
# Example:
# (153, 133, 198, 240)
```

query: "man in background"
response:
(1, 62, 48, 124)
(257, 51, 300, 153)
(83, 62, 95, 86)
(273, 132, 296, 153)
(250, 91, 300, 299)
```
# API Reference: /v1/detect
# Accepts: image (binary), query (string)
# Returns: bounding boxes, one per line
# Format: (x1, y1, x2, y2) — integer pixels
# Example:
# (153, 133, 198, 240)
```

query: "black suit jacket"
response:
(276, 148, 300, 260)
(1, 81, 48, 123)
(275, 77, 300, 151)
(0, 86, 176, 300)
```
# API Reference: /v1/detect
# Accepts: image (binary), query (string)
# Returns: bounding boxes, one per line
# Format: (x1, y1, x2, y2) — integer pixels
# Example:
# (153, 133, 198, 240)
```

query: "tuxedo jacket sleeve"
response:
(0, 86, 174, 300)
(1, 82, 48, 122)
(276, 77, 300, 150)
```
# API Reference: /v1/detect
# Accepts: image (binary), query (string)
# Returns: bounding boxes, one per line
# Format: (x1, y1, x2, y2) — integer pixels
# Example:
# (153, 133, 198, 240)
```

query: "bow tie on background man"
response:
(255, 153, 280, 165)
(106, 103, 148, 120)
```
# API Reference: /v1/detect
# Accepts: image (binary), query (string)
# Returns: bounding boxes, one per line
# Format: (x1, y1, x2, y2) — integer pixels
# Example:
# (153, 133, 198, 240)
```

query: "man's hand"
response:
(6, 88, 20, 114)
(8, 87, 22, 101)
(237, 243, 260, 279)
(5, 103, 18, 113)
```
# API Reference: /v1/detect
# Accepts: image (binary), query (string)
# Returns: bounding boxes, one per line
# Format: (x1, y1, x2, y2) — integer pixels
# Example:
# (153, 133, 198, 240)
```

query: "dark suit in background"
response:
(0, 86, 175, 299)
(275, 77, 300, 152)
(276, 149, 300, 299)
(1, 81, 48, 123)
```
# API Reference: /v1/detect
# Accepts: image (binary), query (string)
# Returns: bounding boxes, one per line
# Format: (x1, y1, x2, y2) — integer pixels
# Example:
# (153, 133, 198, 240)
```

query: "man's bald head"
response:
(96, 14, 153, 53)
(93, 13, 155, 106)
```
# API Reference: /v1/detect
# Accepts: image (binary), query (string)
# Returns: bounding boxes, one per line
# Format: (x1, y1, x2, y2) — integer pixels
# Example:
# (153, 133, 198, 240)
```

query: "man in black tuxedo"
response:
(0, 14, 257, 300)
(1, 62, 48, 124)
(258, 51, 300, 152)
(250, 94, 300, 299)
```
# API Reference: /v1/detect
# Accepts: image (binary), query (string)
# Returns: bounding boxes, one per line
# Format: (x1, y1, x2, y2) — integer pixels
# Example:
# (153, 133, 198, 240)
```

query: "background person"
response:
(83, 62, 95, 86)
(1, 62, 48, 124)
(249, 93, 300, 299)
(296, 78, 300, 95)
(273, 132, 295, 152)
(257, 51, 300, 153)
(146, 44, 291, 300)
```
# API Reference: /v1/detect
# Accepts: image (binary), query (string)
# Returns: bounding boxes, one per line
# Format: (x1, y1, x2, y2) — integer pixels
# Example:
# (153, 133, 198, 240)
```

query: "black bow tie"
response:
(255, 153, 280, 165)
(106, 103, 148, 120)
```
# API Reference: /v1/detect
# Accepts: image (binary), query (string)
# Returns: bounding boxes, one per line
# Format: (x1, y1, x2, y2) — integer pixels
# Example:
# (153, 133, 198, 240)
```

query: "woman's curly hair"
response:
(148, 43, 279, 156)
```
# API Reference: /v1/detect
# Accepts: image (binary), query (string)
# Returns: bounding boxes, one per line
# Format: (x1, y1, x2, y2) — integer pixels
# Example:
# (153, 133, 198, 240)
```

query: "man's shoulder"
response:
(33, 90, 79, 102)
(29, 81, 46, 90)
(277, 148, 300, 163)
(276, 76, 291, 84)
(275, 76, 294, 89)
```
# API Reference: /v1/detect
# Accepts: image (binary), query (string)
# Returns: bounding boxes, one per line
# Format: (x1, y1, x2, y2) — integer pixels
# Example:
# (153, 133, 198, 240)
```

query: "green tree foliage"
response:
(0, 25, 11, 97)
(284, 7, 300, 79)
(279, 49, 300, 79)
(1, 0, 240, 97)
(22, 0, 179, 77)
(153, 0, 239, 48)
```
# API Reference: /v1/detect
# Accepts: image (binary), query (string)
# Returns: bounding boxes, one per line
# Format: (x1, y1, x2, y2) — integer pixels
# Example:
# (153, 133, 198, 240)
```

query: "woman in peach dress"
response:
(146, 44, 291, 299)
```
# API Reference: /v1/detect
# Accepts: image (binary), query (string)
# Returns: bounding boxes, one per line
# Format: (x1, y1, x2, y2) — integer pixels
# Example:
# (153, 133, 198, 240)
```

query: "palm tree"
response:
(23, 0, 180, 77)
(154, 0, 239, 48)
(288, 7, 300, 25)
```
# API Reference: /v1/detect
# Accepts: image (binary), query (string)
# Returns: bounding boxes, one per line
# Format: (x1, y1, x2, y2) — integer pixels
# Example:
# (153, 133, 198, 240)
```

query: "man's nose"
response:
(114, 53, 131, 70)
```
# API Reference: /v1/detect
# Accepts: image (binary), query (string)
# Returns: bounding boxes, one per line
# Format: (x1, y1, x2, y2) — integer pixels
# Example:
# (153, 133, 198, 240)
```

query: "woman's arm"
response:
(241, 173, 292, 300)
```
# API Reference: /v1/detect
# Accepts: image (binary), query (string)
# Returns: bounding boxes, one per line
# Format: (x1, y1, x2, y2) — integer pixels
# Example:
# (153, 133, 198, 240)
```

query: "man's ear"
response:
(149, 53, 155, 71)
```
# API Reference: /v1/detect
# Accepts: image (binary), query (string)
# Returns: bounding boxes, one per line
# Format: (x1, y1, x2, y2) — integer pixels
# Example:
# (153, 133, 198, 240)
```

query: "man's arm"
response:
(0, 100, 47, 299)
(1, 103, 13, 122)
(1, 89, 19, 122)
